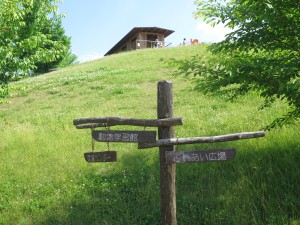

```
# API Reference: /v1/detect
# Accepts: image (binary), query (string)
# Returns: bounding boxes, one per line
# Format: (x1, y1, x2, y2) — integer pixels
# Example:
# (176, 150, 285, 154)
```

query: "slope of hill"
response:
(1, 45, 299, 225)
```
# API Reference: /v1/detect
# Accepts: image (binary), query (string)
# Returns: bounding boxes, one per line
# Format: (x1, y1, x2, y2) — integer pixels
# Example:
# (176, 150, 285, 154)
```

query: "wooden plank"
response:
(165, 148, 236, 164)
(73, 116, 183, 128)
(76, 123, 109, 129)
(92, 130, 156, 143)
(84, 151, 117, 163)
(138, 131, 265, 149)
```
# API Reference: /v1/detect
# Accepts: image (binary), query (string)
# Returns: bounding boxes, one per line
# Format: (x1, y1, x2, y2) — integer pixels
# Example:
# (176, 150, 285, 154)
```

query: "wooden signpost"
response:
(157, 81, 176, 225)
(73, 80, 265, 225)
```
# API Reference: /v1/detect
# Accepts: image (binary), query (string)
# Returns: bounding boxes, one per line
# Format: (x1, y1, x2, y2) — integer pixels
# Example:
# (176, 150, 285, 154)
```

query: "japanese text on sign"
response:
(92, 130, 156, 143)
(98, 132, 138, 142)
(165, 149, 236, 164)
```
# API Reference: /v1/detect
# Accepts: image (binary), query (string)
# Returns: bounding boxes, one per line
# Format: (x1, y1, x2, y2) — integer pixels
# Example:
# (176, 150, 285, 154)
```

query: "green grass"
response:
(1, 45, 299, 225)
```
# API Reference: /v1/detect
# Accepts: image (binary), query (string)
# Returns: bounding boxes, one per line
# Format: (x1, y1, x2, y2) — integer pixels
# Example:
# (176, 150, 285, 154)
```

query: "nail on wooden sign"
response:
(165, 148, 236, 164)
(92, 130, 156, 143)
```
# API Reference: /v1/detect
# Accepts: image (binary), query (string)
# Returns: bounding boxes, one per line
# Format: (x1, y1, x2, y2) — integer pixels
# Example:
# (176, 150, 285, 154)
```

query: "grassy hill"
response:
(1, 45, 299, 225)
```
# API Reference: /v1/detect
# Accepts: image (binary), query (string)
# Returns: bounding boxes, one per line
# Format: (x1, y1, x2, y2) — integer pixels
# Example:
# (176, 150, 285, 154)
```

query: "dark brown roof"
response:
(104, 27, 174, 56)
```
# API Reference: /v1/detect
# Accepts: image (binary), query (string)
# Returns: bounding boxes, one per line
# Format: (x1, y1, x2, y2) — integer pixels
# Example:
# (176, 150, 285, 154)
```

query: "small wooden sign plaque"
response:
(84, 151, 117, 163)
(92, 130, 156, 143)
(165, 148, 236, 164)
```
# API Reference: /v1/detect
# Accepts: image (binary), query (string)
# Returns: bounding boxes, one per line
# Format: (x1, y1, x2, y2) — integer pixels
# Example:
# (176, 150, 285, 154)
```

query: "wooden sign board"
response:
(84, 151, 117, 163)
(92, 130, 156, 143)
(165, 148, 236, 164)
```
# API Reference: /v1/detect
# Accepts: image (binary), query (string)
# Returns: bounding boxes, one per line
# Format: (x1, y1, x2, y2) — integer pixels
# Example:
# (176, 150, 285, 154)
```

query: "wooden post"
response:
(157, 80, 177, 225)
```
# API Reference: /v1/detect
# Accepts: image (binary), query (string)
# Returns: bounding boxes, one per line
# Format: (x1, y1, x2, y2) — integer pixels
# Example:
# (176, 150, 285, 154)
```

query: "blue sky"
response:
(58, 0, 230, 62)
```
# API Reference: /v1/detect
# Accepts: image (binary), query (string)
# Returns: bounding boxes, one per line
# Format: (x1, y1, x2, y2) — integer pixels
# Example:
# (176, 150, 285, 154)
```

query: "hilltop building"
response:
(104, 27, 174, 56)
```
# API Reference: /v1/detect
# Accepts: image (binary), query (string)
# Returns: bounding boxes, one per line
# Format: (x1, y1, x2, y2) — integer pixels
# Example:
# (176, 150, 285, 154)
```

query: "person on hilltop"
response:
(183, 38, 188, 46)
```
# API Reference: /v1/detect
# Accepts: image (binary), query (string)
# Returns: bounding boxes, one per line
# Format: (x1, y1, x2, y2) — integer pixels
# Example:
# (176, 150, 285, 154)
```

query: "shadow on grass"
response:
(176, 141, 300, 225)
(38, 151, 161, 225)
(38, 142, 300, 225)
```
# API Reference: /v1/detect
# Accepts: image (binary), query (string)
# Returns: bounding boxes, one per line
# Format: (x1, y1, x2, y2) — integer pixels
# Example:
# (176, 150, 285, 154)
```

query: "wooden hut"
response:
(104, 27, 174, 56)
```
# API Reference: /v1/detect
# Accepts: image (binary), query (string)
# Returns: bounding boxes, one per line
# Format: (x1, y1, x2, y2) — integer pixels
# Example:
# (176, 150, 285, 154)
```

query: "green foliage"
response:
(0, 0, 76, 101)
(58, 50, 79, 69)
(34, 18, 77, 73)
(176, 0, 300, 129)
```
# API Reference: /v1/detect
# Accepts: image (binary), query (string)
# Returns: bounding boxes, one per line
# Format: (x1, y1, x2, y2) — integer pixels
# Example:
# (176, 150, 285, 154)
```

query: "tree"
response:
(32, 8, 77, 73)
(57, 49, 78, 68)
(0, 0, 76, 102)
(173, 0, 300, 129)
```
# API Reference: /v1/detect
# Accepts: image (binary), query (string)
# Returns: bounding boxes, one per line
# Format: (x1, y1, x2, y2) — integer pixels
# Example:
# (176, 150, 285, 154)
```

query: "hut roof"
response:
(104, 27, 174, 56)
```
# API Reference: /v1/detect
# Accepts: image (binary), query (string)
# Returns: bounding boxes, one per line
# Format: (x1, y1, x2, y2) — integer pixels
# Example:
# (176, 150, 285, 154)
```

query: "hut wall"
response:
(138, 33, 147, 49)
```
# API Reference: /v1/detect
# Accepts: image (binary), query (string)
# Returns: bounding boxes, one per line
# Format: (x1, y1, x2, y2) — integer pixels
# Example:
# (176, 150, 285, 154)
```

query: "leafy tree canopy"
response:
(0, 0, 77, 101)
(173, 0, 300, 129)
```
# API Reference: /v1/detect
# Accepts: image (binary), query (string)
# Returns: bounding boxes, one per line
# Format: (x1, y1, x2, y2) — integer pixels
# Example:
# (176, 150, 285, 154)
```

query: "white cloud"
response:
(78, 52, 103, 63)
(196, 22, 232, 43)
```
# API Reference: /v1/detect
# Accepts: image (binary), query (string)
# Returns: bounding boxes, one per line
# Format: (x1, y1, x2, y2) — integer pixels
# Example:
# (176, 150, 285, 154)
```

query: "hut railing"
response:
(136, 39, 172, 48)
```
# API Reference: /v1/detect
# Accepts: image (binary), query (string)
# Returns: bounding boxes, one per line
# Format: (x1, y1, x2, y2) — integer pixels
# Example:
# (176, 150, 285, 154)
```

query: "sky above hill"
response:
(58, 0, 231, 62)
